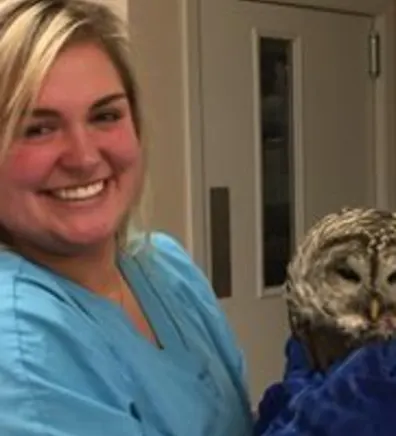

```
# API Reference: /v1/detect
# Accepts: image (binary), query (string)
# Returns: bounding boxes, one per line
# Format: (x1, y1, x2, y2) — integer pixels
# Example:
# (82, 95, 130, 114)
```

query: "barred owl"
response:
(286, 207, 396, 372)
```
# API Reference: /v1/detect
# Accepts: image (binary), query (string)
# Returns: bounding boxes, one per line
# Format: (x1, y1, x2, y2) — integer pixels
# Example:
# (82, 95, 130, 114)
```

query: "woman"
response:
(0, 1, 253, 434)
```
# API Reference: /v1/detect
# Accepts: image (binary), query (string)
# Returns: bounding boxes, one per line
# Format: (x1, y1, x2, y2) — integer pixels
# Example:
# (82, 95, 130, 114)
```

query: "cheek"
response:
(104, 121, 143, 170)
(0, 146, 59, 188)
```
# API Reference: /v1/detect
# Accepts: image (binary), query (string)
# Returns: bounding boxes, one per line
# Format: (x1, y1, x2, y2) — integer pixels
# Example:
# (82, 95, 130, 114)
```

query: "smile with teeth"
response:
(51, 180, 107, 201)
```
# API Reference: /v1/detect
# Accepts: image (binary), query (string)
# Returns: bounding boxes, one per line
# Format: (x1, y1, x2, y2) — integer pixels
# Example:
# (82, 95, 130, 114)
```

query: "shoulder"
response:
(0, 252, 133, 433)
(0, 251, 106, 385)
(150, 232, 206, 283)
(0, 250, 65, 323)
(0, 249, 68, 299)
(140, 232, 199, 273)
(131, 232, 249, 381)
(0, 250, 80, 342)
(128, 232, 225, 335)
(133, 232, 219, 315)
(0, 250, 91, 373)
(0, 252, 70, 429)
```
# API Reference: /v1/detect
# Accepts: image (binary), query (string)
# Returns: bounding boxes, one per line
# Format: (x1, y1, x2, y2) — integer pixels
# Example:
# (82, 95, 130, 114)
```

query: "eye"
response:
(90, 109, 123, 125)
(387, 271, 396, 285)
(334, 265, 361, 283)
(22, 123, 56, 139)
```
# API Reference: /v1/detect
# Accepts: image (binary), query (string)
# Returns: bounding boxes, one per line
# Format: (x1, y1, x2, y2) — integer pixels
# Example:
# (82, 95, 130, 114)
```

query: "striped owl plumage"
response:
(286, 207, 396, 372)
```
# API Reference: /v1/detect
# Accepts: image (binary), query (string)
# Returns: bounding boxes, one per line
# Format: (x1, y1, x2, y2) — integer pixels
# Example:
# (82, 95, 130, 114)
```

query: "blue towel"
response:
(255, 337, 396, 435)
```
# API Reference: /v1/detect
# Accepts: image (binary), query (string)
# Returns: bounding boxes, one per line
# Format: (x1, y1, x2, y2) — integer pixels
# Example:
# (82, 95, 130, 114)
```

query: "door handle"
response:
(209, 187, 232, 299)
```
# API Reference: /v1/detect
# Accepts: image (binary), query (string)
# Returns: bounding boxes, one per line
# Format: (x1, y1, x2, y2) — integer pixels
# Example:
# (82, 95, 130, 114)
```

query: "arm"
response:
(255, 338, 396, 436)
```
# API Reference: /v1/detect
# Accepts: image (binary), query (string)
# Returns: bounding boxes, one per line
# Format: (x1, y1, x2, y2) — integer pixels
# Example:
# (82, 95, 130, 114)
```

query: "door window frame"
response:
(181, 0, 396, 273)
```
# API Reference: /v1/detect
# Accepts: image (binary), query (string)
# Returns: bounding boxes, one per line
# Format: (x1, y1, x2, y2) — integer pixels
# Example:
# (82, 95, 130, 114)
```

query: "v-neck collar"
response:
(117, 252, 191, 359)
(17, 249, 207, 375)
(40, 251, 194, 363)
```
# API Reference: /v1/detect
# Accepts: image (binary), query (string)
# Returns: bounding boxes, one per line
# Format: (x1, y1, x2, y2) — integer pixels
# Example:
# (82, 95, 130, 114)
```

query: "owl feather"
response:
(285, 207, 396, 371)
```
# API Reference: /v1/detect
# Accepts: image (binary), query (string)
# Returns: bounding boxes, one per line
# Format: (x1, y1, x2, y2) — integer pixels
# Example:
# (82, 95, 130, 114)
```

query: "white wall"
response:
(97, 0, 128, 18)
(128, 1, 187, 243)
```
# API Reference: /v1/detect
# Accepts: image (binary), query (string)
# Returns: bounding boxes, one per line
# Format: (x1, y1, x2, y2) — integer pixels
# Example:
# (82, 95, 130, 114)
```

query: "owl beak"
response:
(369, 298, 380, 322)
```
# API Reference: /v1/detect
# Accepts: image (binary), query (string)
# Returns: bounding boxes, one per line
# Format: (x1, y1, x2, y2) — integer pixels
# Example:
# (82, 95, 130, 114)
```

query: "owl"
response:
(286, 207, 396, 372)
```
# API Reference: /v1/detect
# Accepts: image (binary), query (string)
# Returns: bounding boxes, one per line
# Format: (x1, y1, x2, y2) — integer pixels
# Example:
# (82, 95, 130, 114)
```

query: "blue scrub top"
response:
(0, 233, 253, 435)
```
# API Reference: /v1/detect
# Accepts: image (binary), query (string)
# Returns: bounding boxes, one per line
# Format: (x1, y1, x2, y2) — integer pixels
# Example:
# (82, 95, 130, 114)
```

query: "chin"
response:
(45, 221, 120, 255)
(68, 228, 116, 245)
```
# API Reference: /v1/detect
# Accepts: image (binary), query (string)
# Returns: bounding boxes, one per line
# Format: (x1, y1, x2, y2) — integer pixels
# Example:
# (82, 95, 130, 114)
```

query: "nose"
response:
(59, 126, 101, 174)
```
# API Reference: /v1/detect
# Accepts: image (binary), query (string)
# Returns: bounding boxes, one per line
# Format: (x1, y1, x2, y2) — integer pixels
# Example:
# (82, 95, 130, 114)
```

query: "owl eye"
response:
(335, 266, 361, 283)
(387, 271, 396, 285)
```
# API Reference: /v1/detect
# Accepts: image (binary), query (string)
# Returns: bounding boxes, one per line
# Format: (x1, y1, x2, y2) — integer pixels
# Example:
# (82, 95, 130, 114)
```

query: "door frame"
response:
(181, 0, 396, 273)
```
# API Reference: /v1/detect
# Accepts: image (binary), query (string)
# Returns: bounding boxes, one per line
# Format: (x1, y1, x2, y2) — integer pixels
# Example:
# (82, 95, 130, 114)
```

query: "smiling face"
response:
(0, 41, 143, 257)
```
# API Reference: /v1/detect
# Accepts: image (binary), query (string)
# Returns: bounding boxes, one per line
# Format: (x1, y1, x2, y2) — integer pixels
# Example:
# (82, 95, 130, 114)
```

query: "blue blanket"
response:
(254, 338, 396, 435)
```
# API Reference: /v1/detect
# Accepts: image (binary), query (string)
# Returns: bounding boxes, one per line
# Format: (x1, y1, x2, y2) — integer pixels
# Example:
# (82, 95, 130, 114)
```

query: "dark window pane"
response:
(259, 37, 295, 288)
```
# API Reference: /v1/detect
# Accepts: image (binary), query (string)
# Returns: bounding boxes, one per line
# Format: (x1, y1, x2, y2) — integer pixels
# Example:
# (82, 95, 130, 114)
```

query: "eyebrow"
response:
(28, 93, 127, 118)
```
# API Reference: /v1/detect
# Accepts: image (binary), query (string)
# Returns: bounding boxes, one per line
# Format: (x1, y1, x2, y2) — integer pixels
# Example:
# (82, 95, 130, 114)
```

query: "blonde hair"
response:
(0, 0, 146, 250)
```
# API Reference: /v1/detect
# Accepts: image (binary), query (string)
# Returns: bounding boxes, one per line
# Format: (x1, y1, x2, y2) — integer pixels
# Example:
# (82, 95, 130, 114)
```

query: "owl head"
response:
(286, 207, 396, 342)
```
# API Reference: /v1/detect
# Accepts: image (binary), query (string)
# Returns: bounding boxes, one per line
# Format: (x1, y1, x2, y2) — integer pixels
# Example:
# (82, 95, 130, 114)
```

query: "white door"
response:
(199, 0, 376, 403)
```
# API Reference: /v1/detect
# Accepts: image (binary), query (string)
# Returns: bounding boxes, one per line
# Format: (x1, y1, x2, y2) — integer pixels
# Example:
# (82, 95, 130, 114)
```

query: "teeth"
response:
(53, 181, 105, 200)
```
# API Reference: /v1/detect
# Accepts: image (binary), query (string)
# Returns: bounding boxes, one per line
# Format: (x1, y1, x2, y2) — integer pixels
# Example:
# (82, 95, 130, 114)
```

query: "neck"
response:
(15, 239, 124, 296)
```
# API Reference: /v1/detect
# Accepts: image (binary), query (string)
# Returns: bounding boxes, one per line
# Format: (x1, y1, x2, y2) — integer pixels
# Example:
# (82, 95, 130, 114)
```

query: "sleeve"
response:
(148, 233, 252, 412)
(255, 338, 396, 436)
(0, 277, 143, 436)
